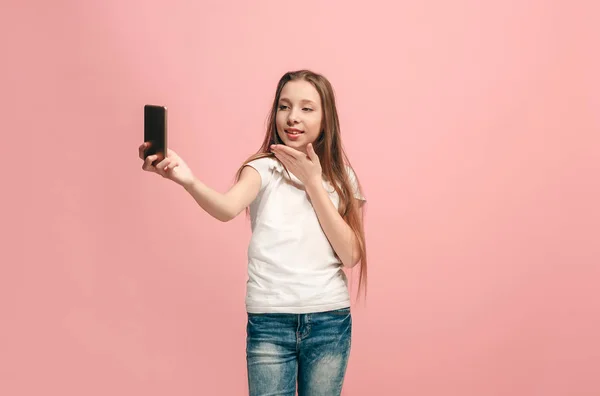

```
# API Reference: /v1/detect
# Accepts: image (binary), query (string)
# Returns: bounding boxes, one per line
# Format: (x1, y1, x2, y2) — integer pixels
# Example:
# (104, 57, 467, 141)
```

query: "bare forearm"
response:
(305, 182, 360, 268)
(183, 177, 235, 222)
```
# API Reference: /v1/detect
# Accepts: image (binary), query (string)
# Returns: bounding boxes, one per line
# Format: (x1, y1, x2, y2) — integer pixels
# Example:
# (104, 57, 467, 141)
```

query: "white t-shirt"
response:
(244, 156, 365, 314)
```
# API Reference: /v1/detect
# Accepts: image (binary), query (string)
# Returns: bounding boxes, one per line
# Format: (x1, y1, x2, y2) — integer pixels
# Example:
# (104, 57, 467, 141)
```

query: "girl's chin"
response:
(277, 134, 314, 151)
(284, 141, 308, 151)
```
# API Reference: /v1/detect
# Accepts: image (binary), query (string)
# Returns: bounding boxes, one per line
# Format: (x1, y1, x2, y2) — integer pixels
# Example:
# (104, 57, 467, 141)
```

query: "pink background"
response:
(2, 0, 599, 395)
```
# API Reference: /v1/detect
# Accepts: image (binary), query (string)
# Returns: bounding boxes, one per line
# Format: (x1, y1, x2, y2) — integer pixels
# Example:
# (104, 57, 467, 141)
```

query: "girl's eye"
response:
(278, 105, 289, 110)
(303, 108, 313, 112)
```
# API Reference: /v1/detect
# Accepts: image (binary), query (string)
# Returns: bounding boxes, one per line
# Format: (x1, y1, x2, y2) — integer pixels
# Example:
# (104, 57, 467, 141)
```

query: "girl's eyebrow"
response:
(279, 97, 317, 105)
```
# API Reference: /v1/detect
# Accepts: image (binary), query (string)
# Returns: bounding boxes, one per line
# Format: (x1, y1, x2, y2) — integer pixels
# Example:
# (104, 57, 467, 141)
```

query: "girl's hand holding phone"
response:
(139, 142, 195, 188)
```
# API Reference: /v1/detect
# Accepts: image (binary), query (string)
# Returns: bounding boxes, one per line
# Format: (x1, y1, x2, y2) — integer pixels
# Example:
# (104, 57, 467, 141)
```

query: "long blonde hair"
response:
(236, 70, 368, 298)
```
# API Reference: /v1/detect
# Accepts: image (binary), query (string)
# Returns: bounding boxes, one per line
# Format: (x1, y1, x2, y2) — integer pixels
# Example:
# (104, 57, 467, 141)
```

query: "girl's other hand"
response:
(270, 143, 322, 189)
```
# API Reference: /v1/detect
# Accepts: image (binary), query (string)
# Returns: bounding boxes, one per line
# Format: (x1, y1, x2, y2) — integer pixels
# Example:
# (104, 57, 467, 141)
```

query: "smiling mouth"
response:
(285, 129, 304, 135)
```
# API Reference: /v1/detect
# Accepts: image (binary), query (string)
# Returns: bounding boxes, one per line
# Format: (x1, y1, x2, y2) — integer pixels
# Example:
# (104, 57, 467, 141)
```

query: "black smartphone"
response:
(144, 104, 168, 163)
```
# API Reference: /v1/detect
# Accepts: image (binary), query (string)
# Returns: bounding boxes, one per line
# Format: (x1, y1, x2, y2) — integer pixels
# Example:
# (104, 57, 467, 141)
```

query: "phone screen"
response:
(144, 105, 167, 161)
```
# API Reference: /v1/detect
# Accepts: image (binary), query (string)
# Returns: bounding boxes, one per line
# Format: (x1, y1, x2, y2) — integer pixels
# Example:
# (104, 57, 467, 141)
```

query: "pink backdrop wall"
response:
(2, 1, 598, 395)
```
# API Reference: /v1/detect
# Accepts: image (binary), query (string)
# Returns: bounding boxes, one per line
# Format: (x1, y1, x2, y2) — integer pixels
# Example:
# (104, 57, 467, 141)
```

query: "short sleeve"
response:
(245, 157, 276, 191)
(346, 166, 366, 202)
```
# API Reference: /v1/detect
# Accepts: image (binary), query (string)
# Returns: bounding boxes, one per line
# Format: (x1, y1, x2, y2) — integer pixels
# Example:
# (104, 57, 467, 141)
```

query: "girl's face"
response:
(275, 80, 323, 153)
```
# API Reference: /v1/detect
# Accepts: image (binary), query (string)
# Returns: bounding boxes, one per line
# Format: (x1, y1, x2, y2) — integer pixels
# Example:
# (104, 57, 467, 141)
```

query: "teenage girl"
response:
(138, 69, 367, 395)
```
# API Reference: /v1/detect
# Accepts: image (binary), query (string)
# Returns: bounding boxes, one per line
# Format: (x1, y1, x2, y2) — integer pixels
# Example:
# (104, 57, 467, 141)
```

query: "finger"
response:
(271, 144, 293, 157)
(142, 155, 158, 171)
(274, 155, 297, 180)
(156, 167, 168, 177)
(275, 152, 295, 168)
(166, 160, 178, 170)
(155, 158, 171, 170)
(274, 154, 295, 173)
(272, 146, 296, 162)
(274, 144, 302, 159)
(272, 152, 286, 166)
(306, 143, 318, 162)
(138, 142, 150, 159)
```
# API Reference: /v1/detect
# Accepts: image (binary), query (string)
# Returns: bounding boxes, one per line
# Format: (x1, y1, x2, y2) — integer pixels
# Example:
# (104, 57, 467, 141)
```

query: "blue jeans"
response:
(246, 307, 352, 396)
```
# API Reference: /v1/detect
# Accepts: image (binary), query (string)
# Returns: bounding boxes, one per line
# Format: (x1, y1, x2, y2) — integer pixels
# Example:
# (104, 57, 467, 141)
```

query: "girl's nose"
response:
(287, 111, 300, 124)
